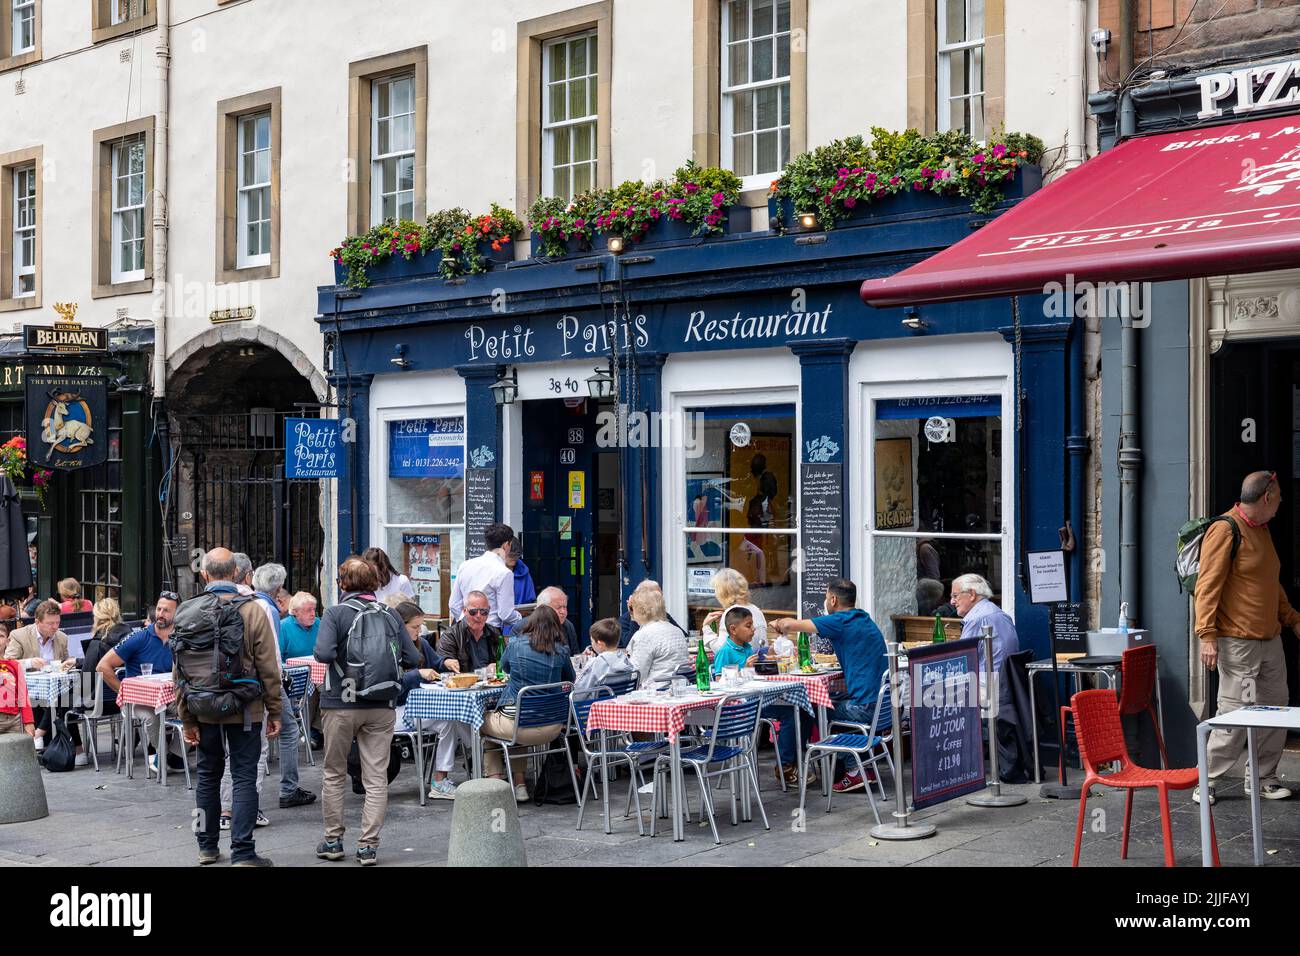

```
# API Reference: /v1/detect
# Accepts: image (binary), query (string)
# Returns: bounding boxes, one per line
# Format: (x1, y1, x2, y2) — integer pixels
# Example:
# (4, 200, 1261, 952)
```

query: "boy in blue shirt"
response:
(710, 607, 758, 678)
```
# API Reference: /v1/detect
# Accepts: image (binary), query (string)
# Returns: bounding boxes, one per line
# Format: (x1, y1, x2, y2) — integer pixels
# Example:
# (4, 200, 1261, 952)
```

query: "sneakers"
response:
(146, 754, 159, 777)
(279, 788, 317, 809)
(309, 729, 324, 751)
(74, 753, 90, 767)
(428, 778, 457, 800)
(356, 846, 377, 866)
(167, 753, 185, 771)
(255, 811, 270, 827)
(197, 848, 223, 866)
(833, 772, 866, 793)
(316, 839, 345, 861)
(1246, 781, 1293, 800)
(1192, 785, 1216, 806)
(231, 855, 274, 867)
(33, 734, 44, 751)
(219, 814, 232, 830)
(514, 784, 530, 803)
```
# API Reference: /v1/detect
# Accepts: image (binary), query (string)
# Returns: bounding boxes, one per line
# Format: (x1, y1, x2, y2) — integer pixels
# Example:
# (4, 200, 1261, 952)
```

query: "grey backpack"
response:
(333, 598, 402, 703)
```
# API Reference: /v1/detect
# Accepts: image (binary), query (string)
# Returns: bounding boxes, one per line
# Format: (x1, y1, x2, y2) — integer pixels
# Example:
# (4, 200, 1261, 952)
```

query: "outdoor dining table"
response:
(23, 668, 77, 708)
(1025, 657, 1127, 783)
(285, 656, 327, 687)
(763, 669, 845, 795)
(402, 682, 505, 799)
(586, 679, 814, 841)
(116, 675, 178, 785)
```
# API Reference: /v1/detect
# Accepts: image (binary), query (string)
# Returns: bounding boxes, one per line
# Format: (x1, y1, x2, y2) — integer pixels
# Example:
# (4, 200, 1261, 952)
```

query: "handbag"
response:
(40, 716, 76, 773)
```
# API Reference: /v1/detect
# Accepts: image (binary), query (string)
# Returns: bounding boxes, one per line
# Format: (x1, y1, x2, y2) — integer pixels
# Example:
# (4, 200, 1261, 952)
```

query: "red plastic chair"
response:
(1119, 644, 1168, 768)
(1069, 689, 1219, 868)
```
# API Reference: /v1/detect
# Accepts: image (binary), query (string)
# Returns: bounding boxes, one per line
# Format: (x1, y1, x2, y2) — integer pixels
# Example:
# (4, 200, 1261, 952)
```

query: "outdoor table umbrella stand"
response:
(869, 642, 937, 841)
(968, 624, 1029, 808)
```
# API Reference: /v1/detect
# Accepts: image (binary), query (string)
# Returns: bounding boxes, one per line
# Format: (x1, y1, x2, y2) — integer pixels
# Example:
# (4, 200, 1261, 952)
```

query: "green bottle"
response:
(695, 639, 710, 692)
(495, 632, 505, 681)
(931, 613, 946, 643)
(797, 631, 812, 670)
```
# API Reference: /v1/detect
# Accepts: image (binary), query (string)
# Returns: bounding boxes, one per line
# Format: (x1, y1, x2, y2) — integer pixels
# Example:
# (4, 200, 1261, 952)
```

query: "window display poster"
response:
(402, 532, 441, 615)
(874, 437, 915, 530)
(389, 417, 465, 479)
(725, 433, 792, 586)
(688, 567, 717, 595)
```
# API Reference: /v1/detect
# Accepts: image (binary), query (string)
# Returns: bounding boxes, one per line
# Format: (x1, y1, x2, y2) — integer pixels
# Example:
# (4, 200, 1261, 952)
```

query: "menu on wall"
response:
(908, 638, 987, 810)
(464, 468, 496, 555)
(1050, 602, 1086, 653)
(799, 462, 843, 628)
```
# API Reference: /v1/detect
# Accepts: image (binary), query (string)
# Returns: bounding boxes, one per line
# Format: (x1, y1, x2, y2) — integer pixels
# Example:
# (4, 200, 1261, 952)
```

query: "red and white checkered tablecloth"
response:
(286, 657, 327, 686)
(587, 696, 720, 742)
(116, 675, 177, 713)
(763, 671, 845, 710)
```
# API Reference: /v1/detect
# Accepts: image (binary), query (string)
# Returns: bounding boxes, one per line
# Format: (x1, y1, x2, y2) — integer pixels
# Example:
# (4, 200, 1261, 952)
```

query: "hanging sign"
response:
(23, 302, 108, 354)
(285, 418, 341, 479)
(26, 373, 109, 470)
(389, 417, 464, 478)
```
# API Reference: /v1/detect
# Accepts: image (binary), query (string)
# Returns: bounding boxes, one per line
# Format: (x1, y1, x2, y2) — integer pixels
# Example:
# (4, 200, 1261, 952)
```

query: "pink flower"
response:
(973, 153, 985, 164)
(705, 212, 721, 226)
(711, 192, 725, 208)
(913, 181, 924, 191)
(920, 167, 931, 177)
(653, 190, 664, 199)
(890, 176, 900, 186)
(844, 197, 857, 208)
(649, 207, 661, 219)
(992, 144, 1007, 159)
(574, 218, 586, 229)
(684, 183, 699, 193)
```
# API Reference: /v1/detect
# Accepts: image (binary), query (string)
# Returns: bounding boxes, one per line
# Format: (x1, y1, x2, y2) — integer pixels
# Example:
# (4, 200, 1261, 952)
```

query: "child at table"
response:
(575, 618, 633, 692)
(710, 607, 758, 678)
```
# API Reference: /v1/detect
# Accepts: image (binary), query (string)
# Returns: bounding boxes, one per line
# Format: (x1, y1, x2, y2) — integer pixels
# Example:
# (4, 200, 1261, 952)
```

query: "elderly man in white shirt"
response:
(449, 522, 522, 629)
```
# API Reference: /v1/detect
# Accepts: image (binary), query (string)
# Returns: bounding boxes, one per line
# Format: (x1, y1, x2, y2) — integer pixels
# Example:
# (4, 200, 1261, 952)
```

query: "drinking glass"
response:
(671, 678, 690, 698)
(141, 663, 154, 677)
(721, 665, 740, 686)
(741, 667, 757, 682)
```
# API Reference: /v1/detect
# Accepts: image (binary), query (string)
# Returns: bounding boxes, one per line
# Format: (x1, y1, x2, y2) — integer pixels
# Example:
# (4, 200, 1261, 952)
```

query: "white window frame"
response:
(859, 374, 1014, 629)
(12, 163, 35, 298)
(236, 111, 271, 270)
(370, 72, 415, 225)
(721, 0, 792, 193)
(663, 356, 801, 627)
(936, 0, 985, 141)
(541, 31, 598, 202)
(110, 138, 145, 285)
(110, 0, 145, 26)
(12, 0, 35, 55)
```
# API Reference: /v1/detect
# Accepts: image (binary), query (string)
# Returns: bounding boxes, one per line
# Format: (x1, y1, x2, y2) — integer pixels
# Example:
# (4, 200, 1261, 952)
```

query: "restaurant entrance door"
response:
(518, 397, 621, 644)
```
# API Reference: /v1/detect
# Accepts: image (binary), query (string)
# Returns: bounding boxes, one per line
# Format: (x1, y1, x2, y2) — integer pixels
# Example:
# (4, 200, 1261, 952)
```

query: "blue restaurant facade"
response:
(315, 182, 1083, 658)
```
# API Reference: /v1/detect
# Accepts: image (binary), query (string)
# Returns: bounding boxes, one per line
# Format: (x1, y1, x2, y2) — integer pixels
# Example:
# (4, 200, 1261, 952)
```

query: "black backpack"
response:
(39, 716, 76, 773)
(532, 749, 579, 806)
(347, 737, 403, 788)
(172, 591, 263, 721)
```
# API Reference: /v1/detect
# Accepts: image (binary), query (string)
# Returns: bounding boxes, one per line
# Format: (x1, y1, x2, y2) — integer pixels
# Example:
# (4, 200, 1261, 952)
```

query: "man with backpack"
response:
(1193, 470, 1300, 804)
(314, 555, 421, 866)
(175, 548, 282, 867)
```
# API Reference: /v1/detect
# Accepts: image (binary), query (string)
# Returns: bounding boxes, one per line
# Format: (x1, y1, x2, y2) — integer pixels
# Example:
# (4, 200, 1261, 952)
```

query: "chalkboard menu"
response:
(908, 637, 987, 810)
(799, 463, 842, 620)
(1050, 602, 1086, 652)
(464, 468, 496, 554)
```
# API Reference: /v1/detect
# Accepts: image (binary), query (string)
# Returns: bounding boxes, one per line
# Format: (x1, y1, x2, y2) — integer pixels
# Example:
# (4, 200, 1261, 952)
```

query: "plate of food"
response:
(442, 672, 480, 690)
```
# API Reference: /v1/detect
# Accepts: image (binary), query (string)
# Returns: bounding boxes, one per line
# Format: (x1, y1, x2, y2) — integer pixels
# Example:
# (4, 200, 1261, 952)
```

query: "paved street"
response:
(5, 741, 1300, 868)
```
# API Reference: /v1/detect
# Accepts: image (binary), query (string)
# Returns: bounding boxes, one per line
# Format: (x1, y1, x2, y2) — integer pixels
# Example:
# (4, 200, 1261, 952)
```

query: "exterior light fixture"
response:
(607, 234, 626, 254)
(490, 367, 519, 406)
(901, 306, 929, 331)
(390, 343, 412, 369)
(798, 212, 818, 230)
(586, 361, 615, 399)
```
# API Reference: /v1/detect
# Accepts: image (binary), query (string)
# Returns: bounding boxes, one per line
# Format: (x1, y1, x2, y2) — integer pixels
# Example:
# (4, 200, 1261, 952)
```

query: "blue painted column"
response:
(620, 352, 667, 601)
(456, 364, 506, 512)
(331, 372, 373, 561)
(790, 338, 856, 614)
(1000, 320, 1073, 659)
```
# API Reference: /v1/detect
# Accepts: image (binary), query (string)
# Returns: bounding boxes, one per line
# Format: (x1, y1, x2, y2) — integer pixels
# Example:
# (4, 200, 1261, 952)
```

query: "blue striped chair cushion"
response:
(679, 744, 746, 763)
(810, 733, 882, 752)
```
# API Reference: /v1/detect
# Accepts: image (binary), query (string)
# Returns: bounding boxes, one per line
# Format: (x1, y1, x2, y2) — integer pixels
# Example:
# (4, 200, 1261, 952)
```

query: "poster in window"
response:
(875, 437, 915, 530)
(402, 532, 441, 616)
(389, 418, 464, 479)
(686, 474, 725, 565)
(725, 433, 792, 587)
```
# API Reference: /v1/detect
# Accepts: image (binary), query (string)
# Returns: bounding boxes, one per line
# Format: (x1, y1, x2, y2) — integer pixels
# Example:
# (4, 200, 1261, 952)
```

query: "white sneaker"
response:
(427, 778, 457, 800)
(146, 754, 159, 777)
(74, 753, 90, 767)
(514, 784, 530, 803)
(33, 735, 44, 751)
(1192, 785, 1216, 805)
(1245, 781, 1293, 800)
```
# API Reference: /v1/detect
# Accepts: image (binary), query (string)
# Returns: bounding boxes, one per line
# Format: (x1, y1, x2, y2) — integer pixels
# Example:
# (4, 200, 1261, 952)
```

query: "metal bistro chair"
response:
(570, 685, 666, 835)
(479, 681, 576, 797)
(270, 666, 316, 768)
(650, 693, 769, 844)
(161, 716, 194, 789)
(63, 671, 121, 772)
(797, 670, 893, 825)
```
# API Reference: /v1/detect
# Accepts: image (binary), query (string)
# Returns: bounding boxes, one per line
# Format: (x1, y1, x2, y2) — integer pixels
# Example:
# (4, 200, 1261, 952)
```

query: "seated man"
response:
(769, 578, 887, 793)
(951, 573, 1019, 679)
(97, 592, 182, 774)
(437, 590, 502, 673)
(3, 600, 74, 753)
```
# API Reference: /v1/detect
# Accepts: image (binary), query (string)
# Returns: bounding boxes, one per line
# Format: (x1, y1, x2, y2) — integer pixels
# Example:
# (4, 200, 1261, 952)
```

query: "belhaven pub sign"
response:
(25, 373, 108, 470)
(24, 302, 109, 354)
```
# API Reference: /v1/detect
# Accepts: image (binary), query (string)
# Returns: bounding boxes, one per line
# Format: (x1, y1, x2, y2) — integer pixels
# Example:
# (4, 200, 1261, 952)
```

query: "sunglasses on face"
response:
(466, 608, 489, 617)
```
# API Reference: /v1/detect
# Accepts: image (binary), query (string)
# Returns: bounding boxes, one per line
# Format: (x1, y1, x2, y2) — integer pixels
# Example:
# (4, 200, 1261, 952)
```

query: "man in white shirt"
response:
(449, 523, 522, 629)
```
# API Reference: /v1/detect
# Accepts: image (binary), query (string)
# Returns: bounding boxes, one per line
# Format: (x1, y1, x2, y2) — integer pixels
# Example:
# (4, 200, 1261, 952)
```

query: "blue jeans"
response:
(197, 722, 262, 862)
(762, 698, 878, 770)
(278, 698, 300, 797)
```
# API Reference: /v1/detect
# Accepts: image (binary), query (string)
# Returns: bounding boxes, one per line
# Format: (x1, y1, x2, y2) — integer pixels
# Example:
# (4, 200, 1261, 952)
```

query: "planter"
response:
(477, 238, 516, 266)
(634, 215, 697, 245)
(529, 230, 595, 258)
(767, 196, 795, 232)
(333, 249, 443, 288)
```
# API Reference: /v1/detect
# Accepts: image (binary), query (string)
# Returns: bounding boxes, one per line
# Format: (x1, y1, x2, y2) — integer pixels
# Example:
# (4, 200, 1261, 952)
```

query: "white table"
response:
(1197, 704, 1300, 866)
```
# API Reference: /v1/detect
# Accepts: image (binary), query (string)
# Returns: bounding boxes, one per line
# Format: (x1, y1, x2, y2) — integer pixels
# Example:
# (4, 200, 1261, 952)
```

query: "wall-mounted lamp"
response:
(607, 234, 626, 254)
(586, 361, 615, 399)
(901, 306, 929, 331)
(798, 211, 818, 231)
(390, 343, 412, 369)
(490, 367, 519, 406)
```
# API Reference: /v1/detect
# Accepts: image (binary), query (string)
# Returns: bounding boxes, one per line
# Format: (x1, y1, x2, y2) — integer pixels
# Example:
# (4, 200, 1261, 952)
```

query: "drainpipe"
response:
(151, 0, 170, 398)
(1116, 91, 1142, 625)
(1065, 0, 1088, 170)
(1117, 0, 1133, 83)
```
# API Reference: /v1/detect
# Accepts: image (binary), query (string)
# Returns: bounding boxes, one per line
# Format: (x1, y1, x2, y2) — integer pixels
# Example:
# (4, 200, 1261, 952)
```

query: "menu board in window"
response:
(402, 532, 441, 616)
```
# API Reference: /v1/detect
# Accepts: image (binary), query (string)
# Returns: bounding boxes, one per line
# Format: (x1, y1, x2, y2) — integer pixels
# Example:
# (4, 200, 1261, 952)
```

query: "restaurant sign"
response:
(24, 302, 108, 354)
(25, 373, 109, 470)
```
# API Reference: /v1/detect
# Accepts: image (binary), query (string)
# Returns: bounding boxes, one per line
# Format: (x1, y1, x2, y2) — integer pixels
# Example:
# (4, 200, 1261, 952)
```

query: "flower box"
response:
(634, 215, 697, 245)
(478, 238, 515, 266)
(332, 249, 443, 287)
(529, 231, 595, 258)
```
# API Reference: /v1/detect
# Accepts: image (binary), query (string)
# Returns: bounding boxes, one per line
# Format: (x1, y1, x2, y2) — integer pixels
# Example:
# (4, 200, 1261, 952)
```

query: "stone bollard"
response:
(447, 778, 527, 867)
(0, 733, 49, 824)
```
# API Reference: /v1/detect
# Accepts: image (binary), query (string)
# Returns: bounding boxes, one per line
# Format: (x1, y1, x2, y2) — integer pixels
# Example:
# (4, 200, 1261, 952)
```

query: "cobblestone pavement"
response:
(4, 740, 1300, 867)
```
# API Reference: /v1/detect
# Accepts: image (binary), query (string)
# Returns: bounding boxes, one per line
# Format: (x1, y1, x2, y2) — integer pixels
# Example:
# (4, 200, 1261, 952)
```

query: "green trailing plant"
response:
(527, 192, 598, 258)
(329, 219, 430, 289)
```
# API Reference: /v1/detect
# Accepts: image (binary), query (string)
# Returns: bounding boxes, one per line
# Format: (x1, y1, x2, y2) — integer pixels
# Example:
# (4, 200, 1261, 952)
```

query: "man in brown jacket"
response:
(1195, 470, 1300, 804)
(177, 548, 282, 866)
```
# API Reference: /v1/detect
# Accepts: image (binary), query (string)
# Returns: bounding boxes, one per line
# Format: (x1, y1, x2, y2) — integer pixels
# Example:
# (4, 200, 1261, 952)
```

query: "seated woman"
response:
(698, 568, 768, 656)
(391, 602, 466, 800)
(482, 605, 574, 803)
(79, 598, 133, 717)
(57, 578, 92, 615)
(627, 582, 689, 690)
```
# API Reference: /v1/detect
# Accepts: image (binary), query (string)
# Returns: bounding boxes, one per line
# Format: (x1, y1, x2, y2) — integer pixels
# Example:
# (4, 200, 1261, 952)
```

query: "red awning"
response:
(860, 113, 1300, 307)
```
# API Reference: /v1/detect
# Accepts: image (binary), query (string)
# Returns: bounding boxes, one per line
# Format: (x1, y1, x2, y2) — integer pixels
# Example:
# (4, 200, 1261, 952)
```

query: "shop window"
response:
(383, 416, 465, 619)
(542, 32, 598, 202)
(683, 403, 797, 627)
(79, 402, 123, 604)
(871, 394, 1005, 634)
(346, 47, 427, 234)
(721, 0, 791, 187)
(936, 0, 985, 140)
